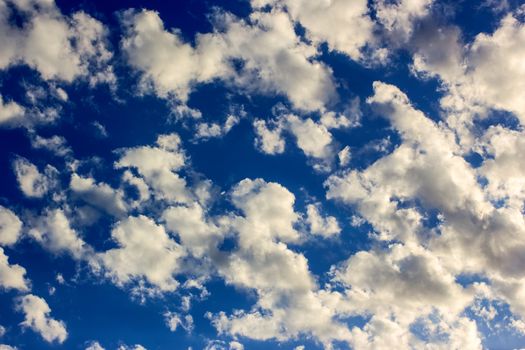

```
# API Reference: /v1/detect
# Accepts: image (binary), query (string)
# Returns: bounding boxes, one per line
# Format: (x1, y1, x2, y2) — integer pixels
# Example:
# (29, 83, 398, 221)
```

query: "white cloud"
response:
(374, 0, 434, 43)
(12, 157, 57, 198)
(0, 0, 114, 84)
(252, 0, 375, 60)
(70, 174, 128, 217)
(0, 345, 17, 350)
(229, 341, 243, 350)
(253, 114, 337, 170)
(323, 81, 525, 346)
(0, 95, 25, 126)
(209, 179, 353, 346)
(165, 311, 194, 333)
(29, 209, 88, 259)
(0, 247, 29, 291)
(337, 146, 351, 167)
(85, 341, 105, 350)
(115, 133, 190, 204)
(411, 8, 525, 145)
(253, 119, 285, 155)
(0, 206, 23, 246)
(121, 8, 336, 111)
(93, 215, 185, 292)
(196, 114, 240, 140)
(305, 203, 340, 237)
(16, 294, 67, 344)
(30, 134, 71, 157)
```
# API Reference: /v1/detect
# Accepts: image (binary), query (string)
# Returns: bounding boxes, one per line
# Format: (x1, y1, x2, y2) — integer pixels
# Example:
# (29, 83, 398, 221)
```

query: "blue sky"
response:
(1, 0, 525, 349)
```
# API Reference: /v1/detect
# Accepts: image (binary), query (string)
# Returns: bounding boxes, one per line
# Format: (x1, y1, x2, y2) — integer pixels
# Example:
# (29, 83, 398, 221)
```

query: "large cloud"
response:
(121, 8, 336, 111)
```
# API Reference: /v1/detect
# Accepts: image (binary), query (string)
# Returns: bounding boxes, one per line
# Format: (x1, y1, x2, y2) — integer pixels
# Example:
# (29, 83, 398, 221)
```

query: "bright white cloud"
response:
(85, 342, 105, 350)
(305, 204, 340, 237)
(115, 133, 190, 204)
(121, 8, 336, 111)
(0, 247, 29, 291)
(16, 294, 67, 344)
(0, 206, 23, 246)
(70, 174, 128, 217)
(12, 157, 57, 198)
(29, 209, 88, 259)
(0, 0, 114, 84)
(93, 215, 185, 292)
(0, 96, 25, 126)
(252, 0, 375, 60)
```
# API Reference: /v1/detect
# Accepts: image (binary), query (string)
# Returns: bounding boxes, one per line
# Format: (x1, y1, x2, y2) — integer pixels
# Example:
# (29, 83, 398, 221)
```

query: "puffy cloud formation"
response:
(115, 133, 190, 204)
(305, 203, 340, 237)
(0, 0, 114, 84)
(1, 1, 525, 349)
(0, 96, 25, 126)
(121, 8, 336, 111)
(70, 174, 128, 217)
(324, 81, 525, 347)
(12, 157, 57, 198)
(251, 0, 374, 60)
(16, 294, 67, 344)
(0, 247, 29, 291)
(93, 215, 185, 291)
(411, 7, 525, 144)
(29, 209, 88, 259)
(0, 206, 22, 246)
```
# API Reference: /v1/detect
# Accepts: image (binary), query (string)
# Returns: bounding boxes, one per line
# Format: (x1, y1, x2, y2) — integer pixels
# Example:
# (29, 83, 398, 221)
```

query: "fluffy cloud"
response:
(0, 248, 29, 291)
(252, 0, 375, 60)
(29, 209, 88, 259)
(195, 115, 240, 140)
(209, 179, 353, 346)
(30, 134, 72, 157)
(253, 113, 337, 170)
(374, 0, 434, 43)
(0, 96, 25, 126)
(0, 206, 23, 246)
(70, 174, 128, 217)
(0, 0, 114, 84)
(85, 342, 105, 350)
(305, 203, 340, 237)
(16, 294, 67, 344)
(12, 157, 57, 198)
(412, 8, 525, 144)
(93, 215, 185, 292)
(325, 81, 525, 345)
(115, 133, 190, 204)
(121, 8, 336, 111)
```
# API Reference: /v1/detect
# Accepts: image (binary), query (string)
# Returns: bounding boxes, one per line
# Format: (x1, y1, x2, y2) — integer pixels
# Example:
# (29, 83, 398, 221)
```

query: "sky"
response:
(0, 0, 525, 349)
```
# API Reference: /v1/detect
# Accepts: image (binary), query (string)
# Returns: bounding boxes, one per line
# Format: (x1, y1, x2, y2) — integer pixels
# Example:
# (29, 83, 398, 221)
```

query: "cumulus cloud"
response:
(16, 294, 67, 344)
(92, 215, 185, 292)
(121, 8, 336, 111)
(305, 203, 341, 237)
(85, 342, 105, 350)
(115, 133, 190, 204)
(252, 0, 375, 60)
(209, 179, 353, 346)
(0, 96, 25, 126)
(30, 134, 72, 157)
(0, 248, 29, 291)
(12, 157, 57, 198)
(70, 174, 128, 217)
(253, 113, 337, 170)
(195, 115, 240, 140)
(29, 209, 88, 259)
(0, 206, 23, 246)
(323, 81, 525, 346)
(0, 0, 114, 84)
(410, 7, 525, 147)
